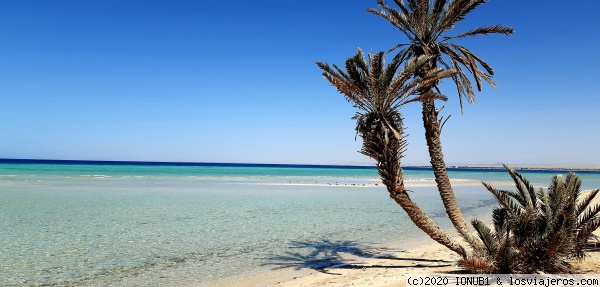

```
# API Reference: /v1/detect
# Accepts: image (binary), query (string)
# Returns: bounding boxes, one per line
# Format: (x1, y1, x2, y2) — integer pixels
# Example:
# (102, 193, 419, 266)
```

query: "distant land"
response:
(1, 158, 599, 172)
(413, 165, 600, 172)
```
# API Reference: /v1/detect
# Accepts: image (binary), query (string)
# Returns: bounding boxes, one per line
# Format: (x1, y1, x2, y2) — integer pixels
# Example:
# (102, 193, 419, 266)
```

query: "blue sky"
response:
(1, 0, 599, 167)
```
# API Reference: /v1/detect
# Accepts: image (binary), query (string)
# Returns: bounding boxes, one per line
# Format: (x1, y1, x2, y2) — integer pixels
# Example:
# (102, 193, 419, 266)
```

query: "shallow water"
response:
(1, 162, 599, 286)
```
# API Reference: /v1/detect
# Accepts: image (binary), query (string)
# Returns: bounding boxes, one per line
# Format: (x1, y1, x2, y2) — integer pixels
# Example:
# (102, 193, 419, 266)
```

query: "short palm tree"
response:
(460, 166, 600, 273)
(368, 0, 514, 237)
(317, 48, 466, 256)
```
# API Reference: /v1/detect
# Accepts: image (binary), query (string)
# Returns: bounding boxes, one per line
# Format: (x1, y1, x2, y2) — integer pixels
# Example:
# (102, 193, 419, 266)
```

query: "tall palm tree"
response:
(367, 0, 513, 237)
(317, 48, 466, 256)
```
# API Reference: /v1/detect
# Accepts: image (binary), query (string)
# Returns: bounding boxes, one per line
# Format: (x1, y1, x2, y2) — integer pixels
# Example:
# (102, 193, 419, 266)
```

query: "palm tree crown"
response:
(368, 0, 513, 108)
(317, 48, 452, 161)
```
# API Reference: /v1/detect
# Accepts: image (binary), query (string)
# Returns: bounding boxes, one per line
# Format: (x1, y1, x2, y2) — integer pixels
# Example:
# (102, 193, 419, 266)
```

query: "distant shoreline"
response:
(1, 158, 599, 172)
(409, 165, 600, 172)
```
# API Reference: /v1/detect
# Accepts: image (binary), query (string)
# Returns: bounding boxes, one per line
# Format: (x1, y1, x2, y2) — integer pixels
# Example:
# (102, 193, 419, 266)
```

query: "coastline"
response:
(240, 234, 600, 287)
(194, 179, 492, 287)
(214, 195, 600, 287)
(206, 232, 461, 287)
(3, 162, 599, 286)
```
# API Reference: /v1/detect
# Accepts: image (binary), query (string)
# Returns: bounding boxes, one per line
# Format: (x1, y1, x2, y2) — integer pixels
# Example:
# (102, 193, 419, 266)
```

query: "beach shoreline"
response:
(203, 232, 458, 287)
(213, 232, 600, 287)
(3, 162, 599, 286)
(211, 197, 600, 287)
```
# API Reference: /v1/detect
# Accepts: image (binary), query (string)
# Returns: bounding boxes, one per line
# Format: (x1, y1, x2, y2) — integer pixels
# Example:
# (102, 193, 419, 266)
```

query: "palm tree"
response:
(367, 0, 513, 237)
(460, 166, 600, 273)
(317, 48, 466, 256)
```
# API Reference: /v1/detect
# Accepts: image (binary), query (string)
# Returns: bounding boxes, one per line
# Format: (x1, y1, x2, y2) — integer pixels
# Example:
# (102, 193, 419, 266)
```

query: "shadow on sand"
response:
(583, 240, 600, 253)
(262, 239, 453, 274)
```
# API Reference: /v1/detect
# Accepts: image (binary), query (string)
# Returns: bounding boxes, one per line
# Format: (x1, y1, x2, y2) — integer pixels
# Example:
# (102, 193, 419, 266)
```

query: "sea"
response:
(2, 159, 600, 287)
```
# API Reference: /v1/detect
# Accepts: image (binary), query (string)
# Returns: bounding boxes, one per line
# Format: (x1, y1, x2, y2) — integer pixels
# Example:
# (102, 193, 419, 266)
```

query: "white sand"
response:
(212, 194, 600, 287)
(220, 235, 600, 287)
(219, 238, 461, 287)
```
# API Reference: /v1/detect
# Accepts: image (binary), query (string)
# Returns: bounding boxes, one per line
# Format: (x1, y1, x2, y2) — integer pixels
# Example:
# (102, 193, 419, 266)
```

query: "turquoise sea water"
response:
(2, 161, 600, 286)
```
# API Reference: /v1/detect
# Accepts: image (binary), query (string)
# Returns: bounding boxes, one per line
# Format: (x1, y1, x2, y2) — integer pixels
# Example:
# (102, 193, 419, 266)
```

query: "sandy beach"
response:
(215, 194, 600, 287)
(218, 238, 462, 287)
(218, 234, 600, 287)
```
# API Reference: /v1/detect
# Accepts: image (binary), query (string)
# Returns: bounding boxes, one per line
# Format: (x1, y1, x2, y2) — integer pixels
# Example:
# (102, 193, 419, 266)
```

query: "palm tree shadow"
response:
(261, 239, 452, 274)
(583, 240, 600, 253)
(261, 239, 376, 273)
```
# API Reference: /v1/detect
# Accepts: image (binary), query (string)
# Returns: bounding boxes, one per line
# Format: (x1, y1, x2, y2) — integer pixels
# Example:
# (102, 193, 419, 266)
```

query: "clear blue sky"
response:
(1, 0, 599, 167)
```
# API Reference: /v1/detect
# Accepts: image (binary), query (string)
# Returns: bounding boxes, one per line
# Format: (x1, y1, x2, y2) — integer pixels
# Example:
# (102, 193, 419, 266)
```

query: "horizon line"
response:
(1, 158, 599, 172)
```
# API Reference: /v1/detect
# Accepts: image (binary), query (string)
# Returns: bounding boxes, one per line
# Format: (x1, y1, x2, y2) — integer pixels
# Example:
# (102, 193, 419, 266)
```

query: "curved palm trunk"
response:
(422, 98, 470, 236)
(385, 173, 467, 257)
(372, 122, 466, 257)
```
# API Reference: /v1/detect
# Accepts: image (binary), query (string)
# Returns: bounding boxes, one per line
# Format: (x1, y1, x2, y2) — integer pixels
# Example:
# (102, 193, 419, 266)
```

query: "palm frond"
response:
(548, 175, 570, 223)
(442, 43, 497, 98)
(577, 215, 600, 249)
(392, 0, 412, 19)
(431, 0, 447, 17)
(449, 43, 496, 77)
(460, 229, 487, 255)
(578, 204, 600, 231)
(443, 25, 514, 40)
(430, 0, 447, 30)
(384, 50, 410, 89)
(566, 173, 582, 199)
(492, 208, 510, 235)
(421, 67, 456, 86)
(577, 189, 600, 216)
(538, 186, 554, 234)
(504, 165, 538, 210)
(367, 1, 415, 40)
(483, 182, 524, 216)
(402, 91, 448, 105)
(438, 45, 476, 108)
(472, 219, 497, 255)
(440, 0, 487, 31)
(501, 188, 525, 206)
(409, 0, 428, 36)
(385, 43, 412, 56)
